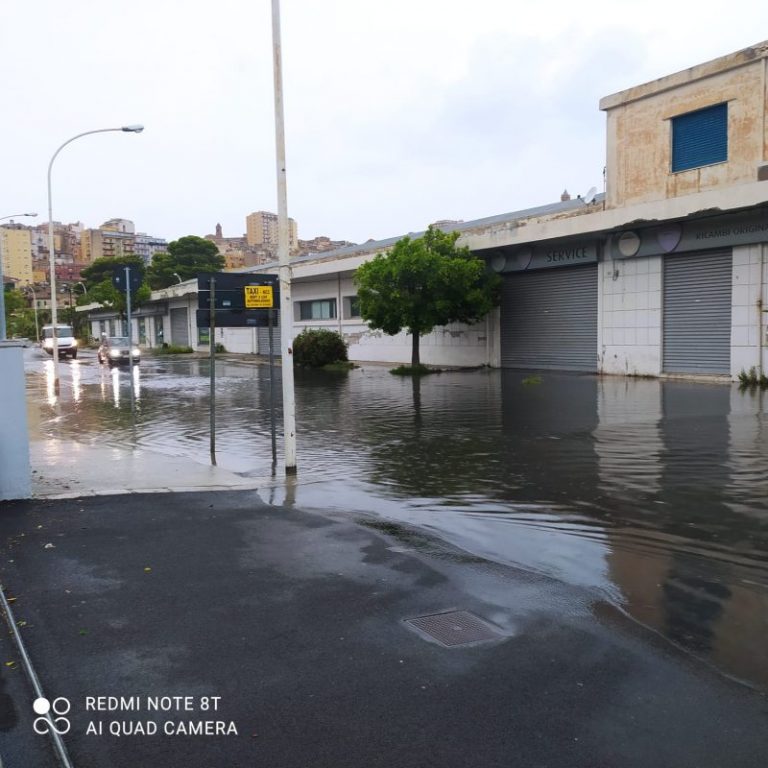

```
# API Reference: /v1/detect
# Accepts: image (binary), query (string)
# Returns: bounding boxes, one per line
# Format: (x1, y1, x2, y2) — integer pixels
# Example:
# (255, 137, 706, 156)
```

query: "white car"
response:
(41, 324, 78, 359)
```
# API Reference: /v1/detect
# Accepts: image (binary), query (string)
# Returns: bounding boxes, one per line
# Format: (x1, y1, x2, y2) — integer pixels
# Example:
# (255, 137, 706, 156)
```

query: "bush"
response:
(293, 329, 348, 368)
(390, 364, 434, 376)
(158, 343, 194, 354)
(214, 342, 226, 353)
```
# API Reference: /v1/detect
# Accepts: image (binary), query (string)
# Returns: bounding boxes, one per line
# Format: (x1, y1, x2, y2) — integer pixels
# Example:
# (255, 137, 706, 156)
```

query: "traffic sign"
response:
(112, 266, 142, 294)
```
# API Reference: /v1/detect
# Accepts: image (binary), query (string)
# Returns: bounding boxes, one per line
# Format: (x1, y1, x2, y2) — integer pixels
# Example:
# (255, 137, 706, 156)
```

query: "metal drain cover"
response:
(405, 610, 501, 647)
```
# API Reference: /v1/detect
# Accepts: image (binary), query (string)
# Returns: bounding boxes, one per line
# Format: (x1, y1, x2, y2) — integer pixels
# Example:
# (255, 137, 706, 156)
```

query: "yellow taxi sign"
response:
(244, 285, 274, 308)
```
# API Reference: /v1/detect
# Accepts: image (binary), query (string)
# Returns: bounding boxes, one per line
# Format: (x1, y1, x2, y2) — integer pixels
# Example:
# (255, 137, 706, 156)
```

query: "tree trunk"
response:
(411, 332, 420, 367)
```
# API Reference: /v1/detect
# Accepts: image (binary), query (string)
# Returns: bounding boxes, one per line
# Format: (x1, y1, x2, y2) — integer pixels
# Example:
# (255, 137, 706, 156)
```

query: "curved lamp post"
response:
(48, 125, 143, 393)
(0, 212, 38, 340)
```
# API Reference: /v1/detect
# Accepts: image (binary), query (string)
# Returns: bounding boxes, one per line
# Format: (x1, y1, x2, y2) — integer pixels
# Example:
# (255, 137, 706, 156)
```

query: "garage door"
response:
(170, 307, 189, 347)
(500, 264, 598, 371)
(663, 250, 732, 374)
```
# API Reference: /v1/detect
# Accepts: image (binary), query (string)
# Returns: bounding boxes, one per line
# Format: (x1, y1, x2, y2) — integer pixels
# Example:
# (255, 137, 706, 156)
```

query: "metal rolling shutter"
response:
(170, 307, 189, 346)
(500, 264, 598, 371)
(257, 313, 280, 356)
(663, 250, 732, 374)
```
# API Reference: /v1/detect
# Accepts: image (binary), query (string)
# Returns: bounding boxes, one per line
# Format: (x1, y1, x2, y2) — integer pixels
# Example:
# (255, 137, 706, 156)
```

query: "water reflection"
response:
(25, 359, 768, 691)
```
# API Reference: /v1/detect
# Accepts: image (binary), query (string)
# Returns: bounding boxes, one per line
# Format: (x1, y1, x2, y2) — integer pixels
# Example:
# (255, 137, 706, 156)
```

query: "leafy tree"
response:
(146, 236, 224, 289)
(3, 288, 37, 339)
(354, 226, 501, 366)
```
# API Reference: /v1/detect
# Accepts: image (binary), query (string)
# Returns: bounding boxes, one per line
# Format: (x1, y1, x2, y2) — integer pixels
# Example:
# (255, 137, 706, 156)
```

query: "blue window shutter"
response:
(671, 103, 728, 172)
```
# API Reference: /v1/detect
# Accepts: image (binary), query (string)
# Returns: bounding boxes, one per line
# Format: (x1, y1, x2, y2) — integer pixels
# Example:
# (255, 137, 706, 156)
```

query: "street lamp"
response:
(48, 125, 144, 392)
(173, 272, 183, 284)
(66, 281, 88, 335)
(0, 212, 38, 340)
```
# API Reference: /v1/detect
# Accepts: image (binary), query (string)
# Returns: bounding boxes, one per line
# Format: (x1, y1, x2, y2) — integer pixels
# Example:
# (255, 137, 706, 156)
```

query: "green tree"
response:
(146, 236, 224, 289)
(3, 288, 36, 339)
(80, 255, 150, 316)
(354, 226, 501, 366)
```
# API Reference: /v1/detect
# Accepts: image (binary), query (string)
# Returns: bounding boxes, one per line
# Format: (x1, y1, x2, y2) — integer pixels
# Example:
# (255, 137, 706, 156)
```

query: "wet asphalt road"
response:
(1, 490, 767, 768)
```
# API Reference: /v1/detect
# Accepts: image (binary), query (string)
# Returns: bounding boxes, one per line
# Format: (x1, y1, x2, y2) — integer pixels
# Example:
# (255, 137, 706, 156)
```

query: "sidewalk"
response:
(1, 488, 767, 768)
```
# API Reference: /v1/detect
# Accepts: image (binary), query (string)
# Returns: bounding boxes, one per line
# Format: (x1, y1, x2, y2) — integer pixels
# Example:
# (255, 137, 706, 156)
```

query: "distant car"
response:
(98, 336, 141, 367)
(41, 324, 78, 358)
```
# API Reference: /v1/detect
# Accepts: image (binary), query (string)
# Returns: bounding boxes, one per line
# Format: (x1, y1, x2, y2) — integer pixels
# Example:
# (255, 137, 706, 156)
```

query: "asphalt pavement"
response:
(1, 489, 767, 768)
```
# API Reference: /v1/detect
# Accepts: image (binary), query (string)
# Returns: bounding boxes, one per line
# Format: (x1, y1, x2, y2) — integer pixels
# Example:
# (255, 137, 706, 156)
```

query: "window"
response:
(345, 295, 361, 318)
(198, 327, 210, 345)
(671, 103, 727, 173)
(154, 315, 164, 345)
(299, 299, 336, 320)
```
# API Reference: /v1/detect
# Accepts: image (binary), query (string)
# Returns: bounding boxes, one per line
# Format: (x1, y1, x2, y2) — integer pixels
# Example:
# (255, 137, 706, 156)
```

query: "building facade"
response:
(0, 226, 33, 286)
(88, 41, 768, 382)
(246, 211, 298, 254)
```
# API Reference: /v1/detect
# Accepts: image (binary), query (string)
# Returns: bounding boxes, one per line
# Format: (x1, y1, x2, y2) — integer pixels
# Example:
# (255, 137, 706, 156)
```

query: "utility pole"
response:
(271, 0, 297, 474)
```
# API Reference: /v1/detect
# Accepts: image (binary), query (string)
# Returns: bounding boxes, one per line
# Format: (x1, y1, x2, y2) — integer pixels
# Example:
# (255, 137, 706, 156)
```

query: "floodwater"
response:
(27, 351, 768, 692)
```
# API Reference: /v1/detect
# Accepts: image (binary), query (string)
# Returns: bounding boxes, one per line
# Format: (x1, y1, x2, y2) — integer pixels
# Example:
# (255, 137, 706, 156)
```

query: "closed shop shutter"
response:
(170, 307, 189, 346)
(663, 250, 732, 374)
(257, 312, 280, 356)
(500, 264, 598, 371)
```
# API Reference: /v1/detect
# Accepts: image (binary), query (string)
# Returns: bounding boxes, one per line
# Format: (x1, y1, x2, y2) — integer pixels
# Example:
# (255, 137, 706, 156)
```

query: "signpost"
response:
(112, 266, 140, 415)
(197, 273, 280, 467)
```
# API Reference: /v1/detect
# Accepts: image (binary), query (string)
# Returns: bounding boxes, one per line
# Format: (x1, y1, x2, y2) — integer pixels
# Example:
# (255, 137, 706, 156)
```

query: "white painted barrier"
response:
(0, 342, 31, 500)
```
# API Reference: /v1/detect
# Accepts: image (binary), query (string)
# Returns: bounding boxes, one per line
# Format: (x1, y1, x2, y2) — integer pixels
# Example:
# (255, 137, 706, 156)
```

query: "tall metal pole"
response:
(209, 276, 216, 465)
(125, 266, 135, 414)
(271, 0, 297, 474)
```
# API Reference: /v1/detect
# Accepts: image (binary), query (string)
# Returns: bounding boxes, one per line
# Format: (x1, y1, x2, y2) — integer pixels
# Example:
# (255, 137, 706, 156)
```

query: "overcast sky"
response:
(2, 1, 767, 246)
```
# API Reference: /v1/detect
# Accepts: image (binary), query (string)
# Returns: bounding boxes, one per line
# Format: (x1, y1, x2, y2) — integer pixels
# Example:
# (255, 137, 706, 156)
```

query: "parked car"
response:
(97, 336, 141, 367)
(41, 324, 78, 358)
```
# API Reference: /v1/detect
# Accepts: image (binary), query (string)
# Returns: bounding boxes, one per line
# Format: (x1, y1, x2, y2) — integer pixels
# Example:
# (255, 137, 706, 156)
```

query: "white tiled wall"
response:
(599, 256, 662, 375)
(731, 244, 767, 378)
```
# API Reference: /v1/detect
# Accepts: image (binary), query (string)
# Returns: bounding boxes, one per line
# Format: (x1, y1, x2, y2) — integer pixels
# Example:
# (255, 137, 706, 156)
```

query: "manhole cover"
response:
(405, 610, 501, 647)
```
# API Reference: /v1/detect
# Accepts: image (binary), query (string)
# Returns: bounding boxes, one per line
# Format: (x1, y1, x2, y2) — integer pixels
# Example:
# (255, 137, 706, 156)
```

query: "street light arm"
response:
(0, 213, 38, 222)
(46, 124, 143, 393)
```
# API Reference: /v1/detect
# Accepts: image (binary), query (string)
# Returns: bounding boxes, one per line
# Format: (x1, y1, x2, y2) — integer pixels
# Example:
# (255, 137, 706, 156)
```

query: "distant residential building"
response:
(135, 233, 168, 265)
(30, 221, 83, 262)
(297, 235, 356, 256)
(101, 218, 135, 234)
(0, 225, 33, 286)
(246, 211, 298, 254)
(205, 223, 272, 269)
(82, 226, 136, 263)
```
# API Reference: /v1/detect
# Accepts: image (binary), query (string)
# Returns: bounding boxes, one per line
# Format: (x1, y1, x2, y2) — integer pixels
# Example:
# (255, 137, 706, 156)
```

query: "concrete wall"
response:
(602, 46, 768, 209)
(731, 243, 768, 378)
(598, 256, 663, 376)
(0, 343, 31, 500)
(290, 275, 493, 366)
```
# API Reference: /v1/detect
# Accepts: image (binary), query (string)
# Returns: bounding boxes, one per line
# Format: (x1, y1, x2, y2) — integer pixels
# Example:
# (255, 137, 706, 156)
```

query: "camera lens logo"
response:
(33, 697, 71, 735)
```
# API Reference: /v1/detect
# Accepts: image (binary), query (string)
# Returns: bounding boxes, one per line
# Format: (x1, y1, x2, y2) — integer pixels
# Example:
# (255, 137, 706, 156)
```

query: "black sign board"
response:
(197, 272, 280, 328)
(196, 309, 277, 328)
(197, 272, 279, 296)
(112, 266, 142, 293)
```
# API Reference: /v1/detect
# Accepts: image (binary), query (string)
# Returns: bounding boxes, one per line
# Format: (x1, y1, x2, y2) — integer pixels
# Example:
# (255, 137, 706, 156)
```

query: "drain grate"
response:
(405, 610, 501, 647)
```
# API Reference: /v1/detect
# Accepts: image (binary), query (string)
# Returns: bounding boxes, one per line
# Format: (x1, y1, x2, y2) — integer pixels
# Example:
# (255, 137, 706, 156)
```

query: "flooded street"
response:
(26, 349, 768, 692)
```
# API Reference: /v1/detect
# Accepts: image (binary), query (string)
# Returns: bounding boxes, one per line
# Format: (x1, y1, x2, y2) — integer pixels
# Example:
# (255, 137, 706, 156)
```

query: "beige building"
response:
(0, 226, 33, 286)
(246, 210, 298, 253)
(602, 41, 768, 208)
(81, 227, 136, 263)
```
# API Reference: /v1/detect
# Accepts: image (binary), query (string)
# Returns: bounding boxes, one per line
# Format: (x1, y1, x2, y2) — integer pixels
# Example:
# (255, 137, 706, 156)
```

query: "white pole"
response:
(271, 0, 297, 474)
